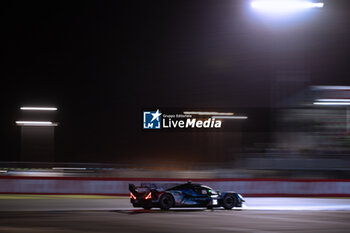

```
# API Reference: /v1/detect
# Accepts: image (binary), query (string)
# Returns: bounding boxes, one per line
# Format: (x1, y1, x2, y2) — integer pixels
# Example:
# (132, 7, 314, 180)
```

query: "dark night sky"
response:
(1, 0, 350, 164)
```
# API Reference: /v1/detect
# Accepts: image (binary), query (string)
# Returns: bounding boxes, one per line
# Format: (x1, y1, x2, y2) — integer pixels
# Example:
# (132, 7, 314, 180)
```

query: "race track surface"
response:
(0, 197, 350, 233)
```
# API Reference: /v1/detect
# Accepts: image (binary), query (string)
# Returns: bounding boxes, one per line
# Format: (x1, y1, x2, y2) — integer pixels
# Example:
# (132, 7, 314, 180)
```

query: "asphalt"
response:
(1, 197, 350, 232)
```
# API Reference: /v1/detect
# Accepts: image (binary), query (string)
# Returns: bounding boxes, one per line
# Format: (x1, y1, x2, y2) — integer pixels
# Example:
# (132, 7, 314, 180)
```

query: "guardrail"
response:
(1, 176, 350, 197)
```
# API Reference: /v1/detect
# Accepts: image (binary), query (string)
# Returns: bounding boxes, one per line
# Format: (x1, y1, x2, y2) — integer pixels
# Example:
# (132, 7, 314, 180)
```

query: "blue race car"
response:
(129, 181, 245, 210)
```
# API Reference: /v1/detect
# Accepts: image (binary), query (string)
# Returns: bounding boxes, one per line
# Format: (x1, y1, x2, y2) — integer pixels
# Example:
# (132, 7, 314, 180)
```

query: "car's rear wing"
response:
(128, 184, 152, 195)
(129, 183, 182, 193)
(140, 183, 182, 191)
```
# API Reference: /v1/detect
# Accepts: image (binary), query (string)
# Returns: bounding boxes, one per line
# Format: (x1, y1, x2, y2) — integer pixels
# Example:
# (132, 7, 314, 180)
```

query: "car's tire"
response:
(159, 193, 174, 210)
(221, 194, 237, 210)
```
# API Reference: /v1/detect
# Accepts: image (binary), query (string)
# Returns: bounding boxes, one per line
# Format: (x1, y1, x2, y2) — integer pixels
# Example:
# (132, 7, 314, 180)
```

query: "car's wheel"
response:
(221, 194, 237, 210)
(159, 193, 174, 210)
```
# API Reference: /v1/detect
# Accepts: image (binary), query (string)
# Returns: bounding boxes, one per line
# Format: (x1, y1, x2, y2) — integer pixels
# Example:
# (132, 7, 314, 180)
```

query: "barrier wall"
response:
(1, 176, 350, 197)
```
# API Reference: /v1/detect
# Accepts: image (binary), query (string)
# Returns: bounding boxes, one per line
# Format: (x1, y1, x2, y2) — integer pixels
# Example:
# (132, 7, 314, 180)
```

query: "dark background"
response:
(1, 0, 349, 163)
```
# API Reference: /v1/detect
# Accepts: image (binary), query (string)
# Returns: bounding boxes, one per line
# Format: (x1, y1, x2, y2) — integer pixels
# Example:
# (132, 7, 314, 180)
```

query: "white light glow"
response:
(312, 86, 350, 90)
(16, 121, 56, 126)
(313, 102, 350, 106)
(251, 0, 324, 14)
(316, 99, 350, 102)
(20, 107, 57, 111)
(211, 116, 248, 120)
(183, 111, 234, 116)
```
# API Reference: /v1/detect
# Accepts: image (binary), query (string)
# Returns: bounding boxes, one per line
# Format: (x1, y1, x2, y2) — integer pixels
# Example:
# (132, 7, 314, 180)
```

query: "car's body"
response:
(129, 182, 245, 210)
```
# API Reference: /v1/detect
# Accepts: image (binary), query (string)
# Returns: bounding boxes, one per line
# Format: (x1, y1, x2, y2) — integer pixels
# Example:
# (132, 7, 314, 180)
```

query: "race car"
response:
(129, 181, 245, 210)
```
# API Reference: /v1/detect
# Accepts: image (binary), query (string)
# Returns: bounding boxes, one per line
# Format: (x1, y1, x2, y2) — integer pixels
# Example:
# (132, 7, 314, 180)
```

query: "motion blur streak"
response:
(1, 197, 350, 212)
(313, 102, 350, 105)
(316, 99, 350, 102)
(183, 111, 234, 116)
(15, 121, 53, 126)
(312, 86, 350, 90)
(20, 107, 57, 111)
(211, 116, 248, 120)
(51, 167, 87, 170)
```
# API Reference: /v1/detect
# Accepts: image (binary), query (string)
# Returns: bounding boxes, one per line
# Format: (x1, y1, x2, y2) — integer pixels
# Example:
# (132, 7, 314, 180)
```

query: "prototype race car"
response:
(129, 182, 245, 210)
